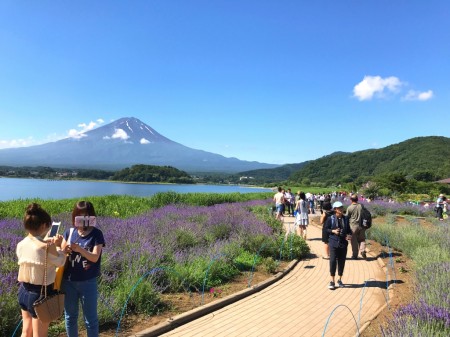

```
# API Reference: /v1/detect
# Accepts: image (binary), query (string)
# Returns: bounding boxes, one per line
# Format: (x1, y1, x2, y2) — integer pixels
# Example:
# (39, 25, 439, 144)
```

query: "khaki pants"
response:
(350, 225, 366, 258)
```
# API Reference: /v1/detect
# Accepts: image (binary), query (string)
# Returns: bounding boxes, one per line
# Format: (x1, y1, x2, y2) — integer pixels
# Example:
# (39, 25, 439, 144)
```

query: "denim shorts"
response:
(18, 283, 54, 318)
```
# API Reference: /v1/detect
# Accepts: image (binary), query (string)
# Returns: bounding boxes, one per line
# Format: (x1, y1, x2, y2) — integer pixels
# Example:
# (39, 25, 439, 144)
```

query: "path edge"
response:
(130, 259, 300, 337)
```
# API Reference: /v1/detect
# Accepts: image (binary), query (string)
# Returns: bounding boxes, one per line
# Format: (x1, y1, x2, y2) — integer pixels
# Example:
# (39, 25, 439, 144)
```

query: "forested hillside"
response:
(289, 136, 450, 185)
(237, 162, 310, 184)
(111, 164, 194, 184)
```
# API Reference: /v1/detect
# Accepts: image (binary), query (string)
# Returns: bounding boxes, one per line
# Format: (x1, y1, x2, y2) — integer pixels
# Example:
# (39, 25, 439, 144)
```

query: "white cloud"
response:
(402, 89, 434, 101)
(0, 137, 35, 149)
(140, 138, 151, 144)
(112, 129, 129, 140)
(68, 119, 105, 139)
(353, 75, 403, 101)
(0, 117, 107, 149)
(68, 129, 87, 139)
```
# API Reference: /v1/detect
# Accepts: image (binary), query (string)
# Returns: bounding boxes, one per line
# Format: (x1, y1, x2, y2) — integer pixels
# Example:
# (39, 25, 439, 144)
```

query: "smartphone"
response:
(74, 216, 97, 228)
(47, 222, 61, 238)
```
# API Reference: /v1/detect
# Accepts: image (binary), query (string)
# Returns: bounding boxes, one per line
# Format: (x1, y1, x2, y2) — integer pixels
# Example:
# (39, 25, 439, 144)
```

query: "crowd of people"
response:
(15, 189, 448, 335)
(273, 189, 376, 290)
(17, 201, 105, 337)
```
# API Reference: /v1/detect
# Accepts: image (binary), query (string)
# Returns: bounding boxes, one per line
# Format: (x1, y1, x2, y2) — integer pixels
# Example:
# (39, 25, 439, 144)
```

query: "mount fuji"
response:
(0, 117, 279, 173)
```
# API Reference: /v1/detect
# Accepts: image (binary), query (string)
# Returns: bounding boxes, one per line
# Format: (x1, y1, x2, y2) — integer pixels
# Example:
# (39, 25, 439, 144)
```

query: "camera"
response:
(74, 216, 96, 228)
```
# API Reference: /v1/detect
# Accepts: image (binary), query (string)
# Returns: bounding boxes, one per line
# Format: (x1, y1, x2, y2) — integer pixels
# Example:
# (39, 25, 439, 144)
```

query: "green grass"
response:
(0, 191, 273, 219)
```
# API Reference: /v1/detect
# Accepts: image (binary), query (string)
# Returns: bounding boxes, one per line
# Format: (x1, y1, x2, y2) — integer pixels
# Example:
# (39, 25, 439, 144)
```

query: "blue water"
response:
(0, 177, 272, 201)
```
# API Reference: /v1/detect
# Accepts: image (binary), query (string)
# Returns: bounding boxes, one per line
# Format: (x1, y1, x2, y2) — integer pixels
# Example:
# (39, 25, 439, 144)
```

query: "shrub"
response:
(233, 250, 257, 271)
(261, 257, 278, 273)
(369, 216, 450, 336)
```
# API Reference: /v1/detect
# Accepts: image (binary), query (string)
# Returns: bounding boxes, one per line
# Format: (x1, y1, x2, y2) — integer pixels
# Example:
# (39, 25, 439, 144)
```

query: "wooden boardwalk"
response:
(135, 215, 391, 337)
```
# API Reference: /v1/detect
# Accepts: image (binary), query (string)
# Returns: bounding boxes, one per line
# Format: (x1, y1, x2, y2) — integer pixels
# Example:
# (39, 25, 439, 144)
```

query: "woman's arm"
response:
(320, 213, 326, 225)
(69, 243, 103, 263)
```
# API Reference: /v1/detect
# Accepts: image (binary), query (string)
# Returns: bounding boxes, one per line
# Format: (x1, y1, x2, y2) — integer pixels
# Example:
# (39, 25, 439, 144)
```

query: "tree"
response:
(412, 171, 436, 182)
(361, 182, 380, 200)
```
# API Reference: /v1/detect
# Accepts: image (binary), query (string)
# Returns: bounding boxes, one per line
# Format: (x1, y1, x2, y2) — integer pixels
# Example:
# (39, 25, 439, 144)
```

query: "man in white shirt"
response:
(273, 187, 285, 220)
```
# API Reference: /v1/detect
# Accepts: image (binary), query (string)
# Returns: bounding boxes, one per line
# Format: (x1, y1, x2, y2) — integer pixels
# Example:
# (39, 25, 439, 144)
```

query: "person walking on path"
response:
(435, 193, 446, 221)
(273, 187, 285, 221)
(325, 201, 352, 290)
(345, 193, 367, 259)
(320, 201, 333, 259)
(295, 192, 310, 240)
(284, 189, 295, 216)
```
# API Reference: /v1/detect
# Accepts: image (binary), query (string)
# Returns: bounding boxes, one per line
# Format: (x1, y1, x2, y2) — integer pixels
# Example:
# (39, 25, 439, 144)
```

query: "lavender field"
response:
(364, 202, 450, 336)
(0, 195, 309, 336)
(2, 194, 448, 336)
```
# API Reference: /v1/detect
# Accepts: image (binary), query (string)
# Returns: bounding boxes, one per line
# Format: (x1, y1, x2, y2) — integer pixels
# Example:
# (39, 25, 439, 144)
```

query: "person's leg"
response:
(275, 204, 281, 220)
(359, 238, 366, 257)
(63, 280, 80, 337)
(437, 207, 443, 220)
(18, 283, 41, 337)
(329, 247, 337, 280)
(20, 310, 33, 337)
(80, 278, 99, 337)
(357, 228, 367, 257)
(32, 317, 50, 337)
(296, 223, 301, 236)
(337, 246, 347, 278)
(350, 226, 359, 258)
(328, 246, 337, 289)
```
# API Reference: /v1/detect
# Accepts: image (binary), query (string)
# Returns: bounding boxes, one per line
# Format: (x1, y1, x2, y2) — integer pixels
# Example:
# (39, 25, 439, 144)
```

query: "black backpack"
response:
(360, 205, 372, 228)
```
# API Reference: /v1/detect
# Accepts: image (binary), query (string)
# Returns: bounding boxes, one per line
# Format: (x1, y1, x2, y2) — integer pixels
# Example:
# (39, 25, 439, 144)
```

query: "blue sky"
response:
(1, 1, 449, 165)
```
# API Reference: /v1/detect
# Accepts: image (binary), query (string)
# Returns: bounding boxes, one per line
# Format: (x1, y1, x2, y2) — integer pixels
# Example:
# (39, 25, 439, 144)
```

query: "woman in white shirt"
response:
(295, 192, 310, 240)
(16, 203, 66, 337)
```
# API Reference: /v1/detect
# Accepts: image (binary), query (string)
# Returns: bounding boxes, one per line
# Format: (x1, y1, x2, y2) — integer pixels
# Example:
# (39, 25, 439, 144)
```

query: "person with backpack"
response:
(320, 200, 333, 259)
(345, 193, 369, 260)
(324, 201, 352, 289)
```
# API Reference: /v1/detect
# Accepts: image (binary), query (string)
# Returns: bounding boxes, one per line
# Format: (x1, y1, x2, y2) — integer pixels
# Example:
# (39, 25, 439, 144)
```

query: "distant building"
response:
(437, 178, 450, 185)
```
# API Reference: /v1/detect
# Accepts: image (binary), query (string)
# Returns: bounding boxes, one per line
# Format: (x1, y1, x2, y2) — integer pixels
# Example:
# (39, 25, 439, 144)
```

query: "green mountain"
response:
(290, 136, 450, 184)
(238, 162, 310, 184)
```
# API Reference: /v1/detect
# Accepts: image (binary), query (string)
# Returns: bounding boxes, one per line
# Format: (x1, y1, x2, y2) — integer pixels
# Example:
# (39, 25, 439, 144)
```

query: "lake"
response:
(0, 177, 273, 201)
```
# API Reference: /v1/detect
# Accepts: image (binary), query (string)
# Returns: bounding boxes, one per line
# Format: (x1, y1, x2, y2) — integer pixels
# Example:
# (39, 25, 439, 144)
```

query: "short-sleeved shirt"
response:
(63, 227, 105, 282)
(346, 203, 362, 228)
